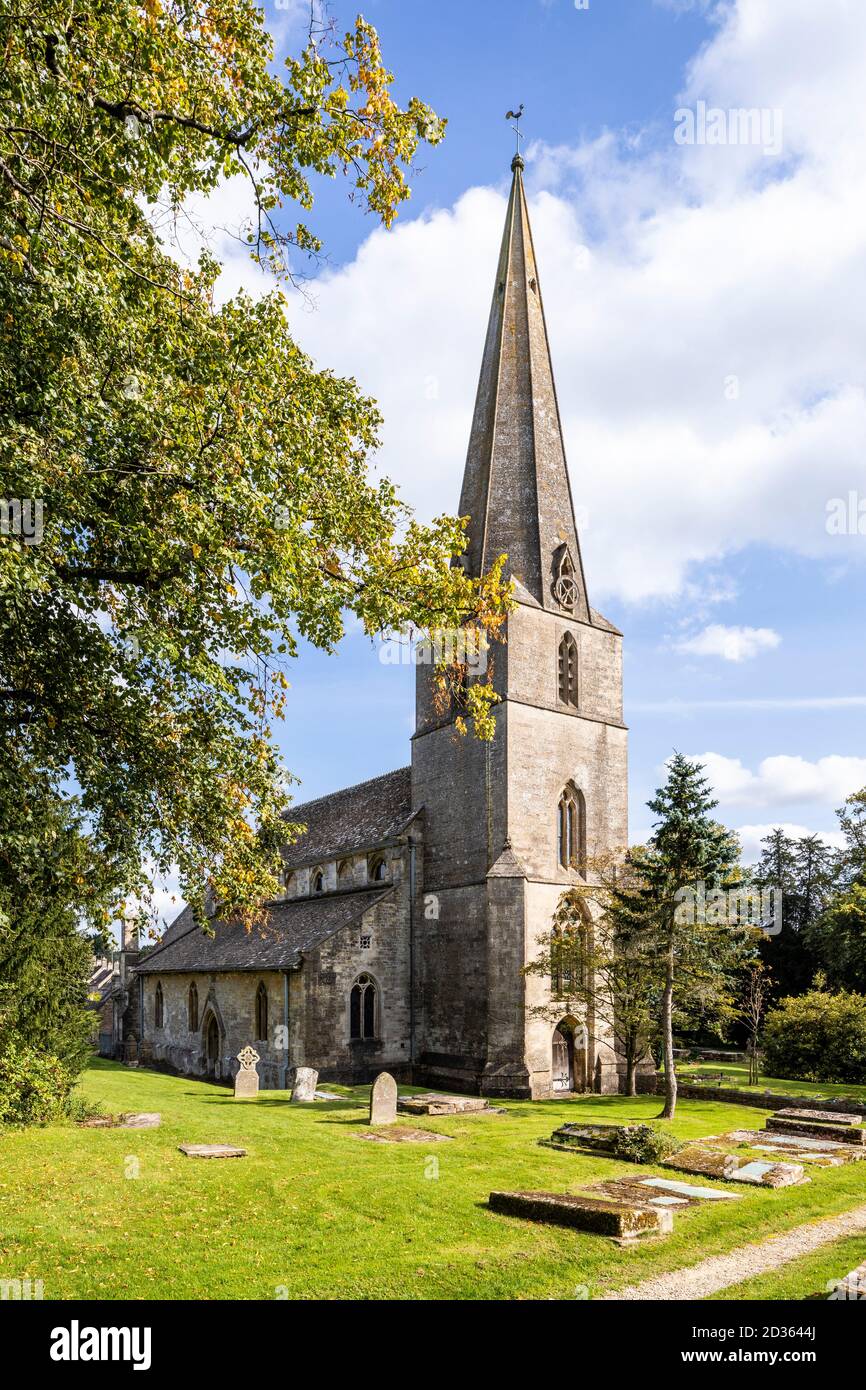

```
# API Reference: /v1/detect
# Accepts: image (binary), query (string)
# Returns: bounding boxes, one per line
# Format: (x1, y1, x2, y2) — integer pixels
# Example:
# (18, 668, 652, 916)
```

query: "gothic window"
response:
(312, 867, 325, 895)
(349, 973, 378, 1040)
(337, 859, 353, 887)
(187, 982, 198, 1032)
(550, 920, 589, 997)
(284, 870, 296, 896)
(255, 981, 268, 1041)
(368, 854, 387, 883)
(558, 632, 578, 707)
(552, 545, 578, 611)
(550, 926, 575, 997)
(154, 982, 164, 1030)
(558, 784, 587, 875)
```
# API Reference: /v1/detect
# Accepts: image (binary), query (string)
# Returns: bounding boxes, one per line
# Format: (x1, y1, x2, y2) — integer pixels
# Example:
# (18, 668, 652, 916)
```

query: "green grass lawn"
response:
(677, 1062, 866, 1102)
(1, 1058, 865, 1301)
(708, 1235, 866, 1301)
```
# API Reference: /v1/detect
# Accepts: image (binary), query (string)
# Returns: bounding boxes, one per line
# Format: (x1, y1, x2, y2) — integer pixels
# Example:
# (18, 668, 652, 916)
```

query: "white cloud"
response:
(693, 752, 866, 808)
(163, 0, 866, 607)
(735, 821, 846, 862)
(674, 623, 781, 661)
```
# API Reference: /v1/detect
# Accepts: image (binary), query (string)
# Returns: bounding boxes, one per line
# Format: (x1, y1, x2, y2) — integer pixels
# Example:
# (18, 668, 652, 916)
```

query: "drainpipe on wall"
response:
(280, 969, 291, 1091)
(408, 835, 417, 1072)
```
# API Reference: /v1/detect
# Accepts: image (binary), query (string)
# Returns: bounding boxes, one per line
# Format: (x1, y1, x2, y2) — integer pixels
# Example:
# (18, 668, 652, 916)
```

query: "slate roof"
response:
(135, 886, 391, 975)
(281, 765, 415, 870)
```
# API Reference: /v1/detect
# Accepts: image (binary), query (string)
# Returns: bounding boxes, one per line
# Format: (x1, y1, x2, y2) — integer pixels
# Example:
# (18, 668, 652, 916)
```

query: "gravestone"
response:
(234, 1046, 261, 1099)
(179, 1144, 247, 1159)
(291, 1066, 319, 1102)
(369, 1071, 398, 1125)
(118, 1112, 161, 1129)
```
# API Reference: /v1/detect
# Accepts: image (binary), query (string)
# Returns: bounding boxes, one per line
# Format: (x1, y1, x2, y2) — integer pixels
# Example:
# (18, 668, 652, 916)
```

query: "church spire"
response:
(458, 155, 590, 622)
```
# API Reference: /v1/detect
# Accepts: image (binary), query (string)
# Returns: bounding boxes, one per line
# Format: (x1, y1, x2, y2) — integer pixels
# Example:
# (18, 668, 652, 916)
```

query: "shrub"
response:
(762, 988, 866, 1084)
(0, 1040, 75, 1127)
(612, 1124, 683, 1164)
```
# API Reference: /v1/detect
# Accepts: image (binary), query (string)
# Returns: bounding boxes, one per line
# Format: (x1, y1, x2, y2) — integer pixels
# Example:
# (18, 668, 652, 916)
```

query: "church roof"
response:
(281, 765, 415, 870)
(458, 154, 592, 623)
(135, 886, 391, 974)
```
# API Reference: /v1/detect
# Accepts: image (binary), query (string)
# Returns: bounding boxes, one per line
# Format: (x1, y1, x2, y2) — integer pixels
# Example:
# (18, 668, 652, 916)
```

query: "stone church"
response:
(132, 154, 629, 1098)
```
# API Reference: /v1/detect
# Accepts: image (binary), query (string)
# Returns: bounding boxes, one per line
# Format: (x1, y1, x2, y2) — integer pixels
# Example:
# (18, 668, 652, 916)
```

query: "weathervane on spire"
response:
(505, 104, 525, 161)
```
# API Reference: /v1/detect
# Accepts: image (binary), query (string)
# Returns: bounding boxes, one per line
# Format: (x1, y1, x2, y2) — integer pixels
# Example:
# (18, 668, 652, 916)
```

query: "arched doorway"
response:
(204, 1012, 221, 1079)
(552, 1019, 589, 1094)
(551, 1021, 575, 1094)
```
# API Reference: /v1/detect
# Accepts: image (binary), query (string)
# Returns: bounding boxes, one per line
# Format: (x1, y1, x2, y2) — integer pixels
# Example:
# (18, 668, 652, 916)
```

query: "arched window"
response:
(312, 867, 325, 895)
(154, 981, 164, 1029)
(187, 981, 198, 1032)
(368, 854, 387, 883)
(349, 973, 378, 1040)
(558, 784, 587, 875)
(550, 920, 590, 997)
(255, 981, 268, 1041)
(284, 870, 296, 897)
(337, 859, 353, 887)
(558, 632, 578, 707)
(552, 545, 578, 611)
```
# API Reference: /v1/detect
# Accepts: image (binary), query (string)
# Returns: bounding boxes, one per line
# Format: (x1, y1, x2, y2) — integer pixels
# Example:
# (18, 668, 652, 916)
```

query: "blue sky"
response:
(188, 0, 866, 873)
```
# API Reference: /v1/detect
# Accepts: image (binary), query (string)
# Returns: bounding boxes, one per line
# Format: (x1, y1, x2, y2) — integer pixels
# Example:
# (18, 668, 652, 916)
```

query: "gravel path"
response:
(603, 1203, 866, 1301)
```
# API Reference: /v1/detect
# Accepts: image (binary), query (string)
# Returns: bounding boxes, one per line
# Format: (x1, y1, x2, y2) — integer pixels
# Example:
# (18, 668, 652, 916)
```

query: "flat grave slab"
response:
(728, 1159, 807, 1188)
(178, 1144, 247, 1159)
(489, 1190, 672, 1240)
(831, 1261, 866, 1300)
(118, 1112, 161, 1129)
(766, 1116, 865, 1145)
(637, 1176, 740, 1202)
(355, 1127, 453, 1145)
(777, 1108, 862, 1127)
(661, 1145, 806, 1187)
(398, 1093, 490, 1117)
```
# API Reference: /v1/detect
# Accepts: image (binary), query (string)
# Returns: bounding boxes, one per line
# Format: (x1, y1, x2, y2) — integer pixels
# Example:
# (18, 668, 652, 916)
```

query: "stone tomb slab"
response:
(728, 1160, 808, 1188)
(766, 1116, 865, 1145)
(355, 1127, 453, 1145)
(489, 1190, 672, 1240)
(638, 1177, 740, 1202)
(118, 1112, 161, 1129)
(178, 1144, 247, 1159)
(398, 1093, 490, 1117)
(662, 1145, 806, 1187)
(777, 1108, 863, 1127)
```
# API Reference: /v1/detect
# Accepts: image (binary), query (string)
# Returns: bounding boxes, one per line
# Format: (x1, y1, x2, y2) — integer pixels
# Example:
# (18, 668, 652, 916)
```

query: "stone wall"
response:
(141, 969, 289, 1088)
(634, 1072, 866, 1116)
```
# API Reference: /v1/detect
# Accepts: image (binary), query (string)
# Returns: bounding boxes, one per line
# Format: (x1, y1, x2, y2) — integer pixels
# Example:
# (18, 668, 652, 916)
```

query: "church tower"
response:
(411, 154, 627, 1098)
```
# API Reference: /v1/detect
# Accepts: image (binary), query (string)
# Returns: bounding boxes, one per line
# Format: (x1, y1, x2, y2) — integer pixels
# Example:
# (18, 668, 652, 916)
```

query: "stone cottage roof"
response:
(281, 765, 415, 870)
(135, 886, 391, 975)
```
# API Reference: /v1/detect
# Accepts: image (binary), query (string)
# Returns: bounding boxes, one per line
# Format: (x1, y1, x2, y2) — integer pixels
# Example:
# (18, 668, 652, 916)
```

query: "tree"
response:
(524, 877, 662, 1096)
(0, 756, 116, 1076)
(807, 788, 866, 991)
(752, 829, 834, 997)
(625, 754, 752, 1119)
(0, 3, 510, 931)
(743, 961, 772, 1085)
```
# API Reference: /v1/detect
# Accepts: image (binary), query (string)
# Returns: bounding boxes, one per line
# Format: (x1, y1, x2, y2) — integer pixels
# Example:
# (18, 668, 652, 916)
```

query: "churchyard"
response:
(2, 1058, 865, 1301)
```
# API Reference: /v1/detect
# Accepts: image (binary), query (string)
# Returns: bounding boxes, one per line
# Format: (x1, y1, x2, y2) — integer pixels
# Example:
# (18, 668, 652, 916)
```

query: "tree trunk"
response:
(658, 951, 677, 1119)
(626, 1056, 637, 1097)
